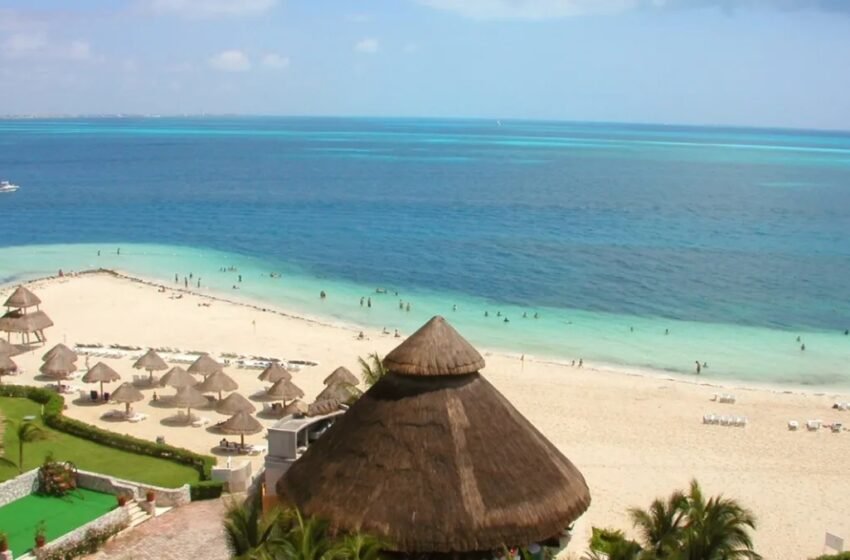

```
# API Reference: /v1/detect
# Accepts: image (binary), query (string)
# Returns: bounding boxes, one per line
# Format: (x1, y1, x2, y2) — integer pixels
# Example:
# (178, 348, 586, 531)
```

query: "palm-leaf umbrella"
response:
(0, 339, 24, 357)
(4, 285, 41, 309)
(0, 354, 17, 382)
(265, 378, 305, 403)
(315, 382, 361, 404)
(42, 343, 78, 363)
(40, 353, 77, 390)
(187, 353, 223, 378)
(110, 382, 145, 416)
(170, 385, 209, 422)
(258, 362, 291, 383)
(218, 411, 263, 448)
(197, 370, 238, 401)
(159, 366, 198, 388)
(323, 366, 359, 387)
(282, 399, 308, 417)
(82, 361, 121, 399)
(133, 349, 168, 384)
(215, 392, 256, 416)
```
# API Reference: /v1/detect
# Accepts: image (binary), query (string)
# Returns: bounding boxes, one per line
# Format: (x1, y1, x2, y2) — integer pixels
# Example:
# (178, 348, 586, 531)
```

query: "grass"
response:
(0, 488, 116, 556)
(0, 396, 200, 488)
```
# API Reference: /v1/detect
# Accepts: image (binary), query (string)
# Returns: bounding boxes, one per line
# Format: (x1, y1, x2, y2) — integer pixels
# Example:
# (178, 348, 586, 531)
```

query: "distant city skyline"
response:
(1, 0, 849, 130)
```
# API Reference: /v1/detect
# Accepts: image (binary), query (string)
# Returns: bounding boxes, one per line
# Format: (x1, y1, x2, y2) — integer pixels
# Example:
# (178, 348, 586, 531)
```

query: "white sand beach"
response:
(2, 272, 848, 559)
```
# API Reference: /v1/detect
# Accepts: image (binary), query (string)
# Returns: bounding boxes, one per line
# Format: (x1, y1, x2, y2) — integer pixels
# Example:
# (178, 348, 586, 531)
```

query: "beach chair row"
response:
(703, 413, 747, 427)
(788, 420, 844, 432)
(710, 393, 736, 404)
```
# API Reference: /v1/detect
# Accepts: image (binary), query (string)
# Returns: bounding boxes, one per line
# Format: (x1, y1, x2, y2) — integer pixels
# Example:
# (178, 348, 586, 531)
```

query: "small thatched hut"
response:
(1, 286, 52, 345)
(279, 316, 590, 555)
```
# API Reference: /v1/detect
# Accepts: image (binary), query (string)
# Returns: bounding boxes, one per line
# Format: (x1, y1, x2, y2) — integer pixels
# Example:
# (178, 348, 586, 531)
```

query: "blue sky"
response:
(1, 0, 849, 129)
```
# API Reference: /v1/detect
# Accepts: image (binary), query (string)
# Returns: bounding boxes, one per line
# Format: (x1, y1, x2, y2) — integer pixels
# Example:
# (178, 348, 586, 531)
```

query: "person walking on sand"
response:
(578, 358, 583, 368)
(175, 273, 178, 283)
(197, 278, 201, 288)
(394, 329, 400, 338)
(184, 277, 188, 288)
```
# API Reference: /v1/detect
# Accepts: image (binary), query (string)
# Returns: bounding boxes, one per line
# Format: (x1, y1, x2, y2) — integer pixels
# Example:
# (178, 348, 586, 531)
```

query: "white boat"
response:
(0, 181, 19, 193)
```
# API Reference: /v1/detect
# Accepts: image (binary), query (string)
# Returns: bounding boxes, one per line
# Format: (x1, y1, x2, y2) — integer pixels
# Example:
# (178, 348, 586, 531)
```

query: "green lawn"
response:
(0, 397, 200, 488)
(0, 488, 116, 556)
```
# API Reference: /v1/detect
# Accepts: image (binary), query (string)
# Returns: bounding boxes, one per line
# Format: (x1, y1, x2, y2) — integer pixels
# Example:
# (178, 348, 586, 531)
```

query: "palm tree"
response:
(358, 353, 386, 388)
(224, 491, 280, 559)
(628, 490, 687, 558)
(678, 480, 762, 560)
(326, 533, 385, 560)
(2, 419, 48, 473)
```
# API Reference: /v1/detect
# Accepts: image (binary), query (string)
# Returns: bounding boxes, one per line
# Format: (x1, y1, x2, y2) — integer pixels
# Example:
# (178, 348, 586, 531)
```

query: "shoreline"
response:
(7, 268, 849, 400)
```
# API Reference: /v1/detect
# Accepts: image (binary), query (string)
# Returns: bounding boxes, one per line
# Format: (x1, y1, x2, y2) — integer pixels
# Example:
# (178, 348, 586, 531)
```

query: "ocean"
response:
(1, 117, 849, 387)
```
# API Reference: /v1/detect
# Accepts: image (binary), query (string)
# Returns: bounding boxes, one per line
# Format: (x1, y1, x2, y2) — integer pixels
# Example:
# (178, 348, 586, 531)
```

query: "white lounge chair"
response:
(830, 422, 843, 433)
(806, 420, 821, 431)
(192, 417, 210, 428)
(787, 420, 799, 431)
(248, 444, 267, 455)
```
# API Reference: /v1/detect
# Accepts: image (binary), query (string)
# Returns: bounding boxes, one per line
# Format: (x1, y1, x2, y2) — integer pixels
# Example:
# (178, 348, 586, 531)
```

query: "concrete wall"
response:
(75, 469, 191, 507)
(0, 469, 38, 507)
(211, 460, 252, 493)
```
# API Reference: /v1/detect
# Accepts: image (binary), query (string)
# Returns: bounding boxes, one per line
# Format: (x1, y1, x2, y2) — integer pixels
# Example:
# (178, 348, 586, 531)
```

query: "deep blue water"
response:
(2, 117, 849, 332)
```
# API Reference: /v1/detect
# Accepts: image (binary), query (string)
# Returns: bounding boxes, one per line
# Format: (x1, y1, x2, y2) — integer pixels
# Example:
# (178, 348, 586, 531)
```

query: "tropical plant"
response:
(224, 491, 280, 559)
(358, 353, 386, 388)
(2, 419, 48, 473)
(585, 480, 761, 560)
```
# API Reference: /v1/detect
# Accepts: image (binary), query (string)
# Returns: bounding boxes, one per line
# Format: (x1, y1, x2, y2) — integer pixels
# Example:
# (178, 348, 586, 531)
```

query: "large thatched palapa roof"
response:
(4, 286, 41, 309)
(0, 310, 53, 333)
(279, 316, 590, 554)
(323, 366, 359, 386)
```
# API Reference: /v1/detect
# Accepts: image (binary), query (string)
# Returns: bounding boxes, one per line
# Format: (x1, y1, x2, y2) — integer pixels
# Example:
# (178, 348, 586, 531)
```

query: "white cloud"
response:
(209, 49, 251, 71)
(262, 53, 289, 69)
(416, 0, 638, 19)
(2, 32, 48, 58)
(355, 38, 379, 54)
(66, 40, 92, 61)
(146, 0, 277, 18)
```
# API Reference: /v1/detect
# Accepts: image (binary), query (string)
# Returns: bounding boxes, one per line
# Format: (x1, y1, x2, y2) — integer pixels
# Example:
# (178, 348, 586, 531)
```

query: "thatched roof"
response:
(282, 399, 308, 416)
(159, 366, 198, 388)
(110, 382, 144, 404)
(0, 354, 18, 375)
(315, 382, 360, 404)
(187, 353, 223, 376)
(43, 343, 78, 363)
(4, 286, 41, 309)
(307, 399, 342, 417)
(219, 411, 263, 435)
(0, 339, 25, 357)
(170, 385, 208, 409)
(383, 316, 485, 376)
(258, 362, 291, 383)
(82, 362, 121, 383)
(215, 392, 256, 415)
(323, 366, 359, 386)
(133, 349, 168, 371)
(0, 310, 53, 333)
(40, 353, 77, 377)
(265, 379, 305, 401)
(279, 317, 590, 554)
(197, 370, 238, 394)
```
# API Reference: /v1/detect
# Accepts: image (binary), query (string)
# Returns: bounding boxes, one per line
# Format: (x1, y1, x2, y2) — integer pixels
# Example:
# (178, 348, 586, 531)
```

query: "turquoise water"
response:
(0, 243, 847, 389)
(1, 117, 849, 387)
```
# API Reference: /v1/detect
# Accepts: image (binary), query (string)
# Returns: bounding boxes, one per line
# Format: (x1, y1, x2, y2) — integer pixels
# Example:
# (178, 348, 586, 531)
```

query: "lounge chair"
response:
(192, 417, 210, 428)
(248, 444, 267, 455)
(806, 420, 821, 431)
(788, 420, 799, 431)
(830, 422, 843, 433)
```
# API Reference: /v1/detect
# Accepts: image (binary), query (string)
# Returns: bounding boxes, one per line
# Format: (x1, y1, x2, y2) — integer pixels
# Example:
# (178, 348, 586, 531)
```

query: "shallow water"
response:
(1, 118, 848, 386)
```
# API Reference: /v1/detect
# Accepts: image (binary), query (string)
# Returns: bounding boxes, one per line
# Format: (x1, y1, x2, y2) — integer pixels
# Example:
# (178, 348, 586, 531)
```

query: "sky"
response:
(1, 0, 849, 129)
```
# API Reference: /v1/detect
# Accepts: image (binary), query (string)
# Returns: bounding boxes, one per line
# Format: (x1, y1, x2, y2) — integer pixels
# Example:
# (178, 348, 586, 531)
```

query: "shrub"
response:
(35, 517, 128, 560)
(0, 385, 215, 482)
(190, 480, 224, 501)
(810, 554, 850, 560)
(589, 527, 635, 553)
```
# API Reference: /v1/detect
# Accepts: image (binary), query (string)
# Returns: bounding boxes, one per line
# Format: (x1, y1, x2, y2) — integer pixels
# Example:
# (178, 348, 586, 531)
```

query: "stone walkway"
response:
(84, 498, 230, 560)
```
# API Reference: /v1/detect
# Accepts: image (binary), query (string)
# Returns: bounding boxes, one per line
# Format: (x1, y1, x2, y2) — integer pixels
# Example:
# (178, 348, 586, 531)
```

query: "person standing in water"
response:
(367, 297, 372, 308)
(360, 297, 364, 307)
(117, 247, 121, 255)
(695, 361, 701, 374)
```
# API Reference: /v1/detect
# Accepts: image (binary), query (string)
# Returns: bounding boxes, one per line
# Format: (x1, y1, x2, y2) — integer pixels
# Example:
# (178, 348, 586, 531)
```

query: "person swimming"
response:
(503, 317, 509, 323)
(452, 304, 457, 311)
(484, 311, 489, 317)
(522, 312, 527, 318)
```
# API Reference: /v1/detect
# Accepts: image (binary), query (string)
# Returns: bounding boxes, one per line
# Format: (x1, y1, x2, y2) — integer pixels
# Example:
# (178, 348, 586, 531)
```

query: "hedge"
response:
(0, 385, 223, 499)
(190, 480, 225, 500)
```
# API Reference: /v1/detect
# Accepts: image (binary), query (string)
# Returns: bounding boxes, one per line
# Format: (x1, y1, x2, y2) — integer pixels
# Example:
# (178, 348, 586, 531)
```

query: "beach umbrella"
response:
(282, 399, 308, 417)
(0, 354, 17, 382)
(279, 316, 591, 555)
(215, 392, 256, 416)
(265, 378, 305, 403)
(315, 382, 361, 404)
(159, 366, 198, 388)
(40, 353, 77, 391)
(43, 343, 78, 363)
(0, 339, 25, 357)
(4, 285, 41, 309)
(218, 411, 263, 448)
(323, 366, 359, 387)
(307, 398, 342, 417)
(133, 349, 168, 384)
(197, 370, 238, 400)
(82, 361, 121, 399)
(170, 385, 209, 421)
(258, 362, 291, 384)
(110, 382, 145, 415)
(187, 353, 223, 378)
